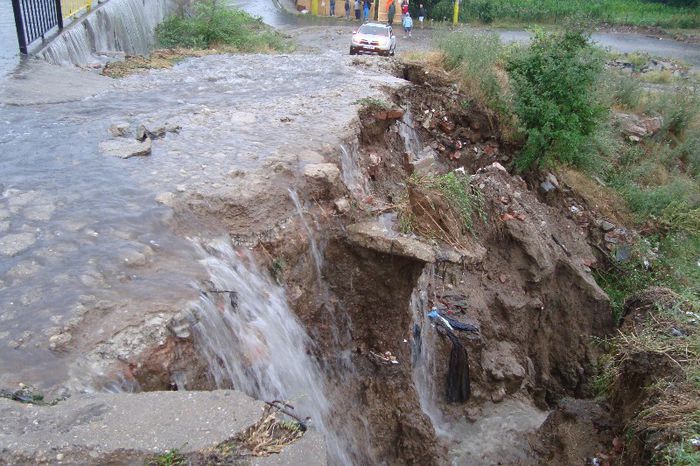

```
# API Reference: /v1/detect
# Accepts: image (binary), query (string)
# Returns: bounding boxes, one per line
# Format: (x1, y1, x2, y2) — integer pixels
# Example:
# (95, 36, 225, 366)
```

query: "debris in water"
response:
(427, 309, 477, 403)
(369, 350, 399, 365)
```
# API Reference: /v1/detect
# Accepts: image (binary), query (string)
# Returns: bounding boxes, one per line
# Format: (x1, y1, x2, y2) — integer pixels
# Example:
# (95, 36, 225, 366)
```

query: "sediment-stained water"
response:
(0, 51, 401, 392)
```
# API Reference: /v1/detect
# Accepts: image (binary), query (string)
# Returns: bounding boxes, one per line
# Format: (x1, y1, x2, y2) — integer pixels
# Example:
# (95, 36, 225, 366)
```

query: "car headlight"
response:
(352, 37, 361, 45)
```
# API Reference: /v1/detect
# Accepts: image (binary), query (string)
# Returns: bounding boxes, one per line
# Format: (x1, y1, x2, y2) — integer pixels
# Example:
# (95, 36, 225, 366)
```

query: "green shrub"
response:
(505, 29, 605, 171)
(429, 0, 453, 21)
(471, 1, 495, 23)
(156, 0, 287, 51)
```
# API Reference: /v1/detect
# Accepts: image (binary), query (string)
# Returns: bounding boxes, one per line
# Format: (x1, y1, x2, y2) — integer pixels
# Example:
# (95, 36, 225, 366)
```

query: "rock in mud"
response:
(0, 232, 36, 256)
(531, 398, 613, 466)
(107, 122, 130, 137)
(539, 173, 560, 193)
(303, 163, 341, 196)
(136, 121, 181, 141)
(481, 341, 526, 393)
(99, 138, 152, 159)
(48, 332, 72, 351)
(614, 112, 663, 140)
(347, 221, 436, 263)
(0, 390, 326, 465)
(155, 191, 176, 206)
(334, 197, 350, 214)
(410, 150, 443, 177)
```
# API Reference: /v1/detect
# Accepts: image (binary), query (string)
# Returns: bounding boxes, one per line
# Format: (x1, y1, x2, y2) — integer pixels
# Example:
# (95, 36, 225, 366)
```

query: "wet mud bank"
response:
(1, 56, 623, 465)
(123, 61, 616, 464)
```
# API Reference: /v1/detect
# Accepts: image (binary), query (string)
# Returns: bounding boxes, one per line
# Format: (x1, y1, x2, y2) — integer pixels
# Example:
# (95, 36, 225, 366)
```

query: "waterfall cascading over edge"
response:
(188, 239, 352, 465)
(38, 0, 176, 66)
(410, 265, 450, 437)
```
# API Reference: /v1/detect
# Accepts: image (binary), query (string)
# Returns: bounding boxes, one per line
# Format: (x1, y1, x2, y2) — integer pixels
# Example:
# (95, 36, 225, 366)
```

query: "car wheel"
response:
(350, 47, 357, 55)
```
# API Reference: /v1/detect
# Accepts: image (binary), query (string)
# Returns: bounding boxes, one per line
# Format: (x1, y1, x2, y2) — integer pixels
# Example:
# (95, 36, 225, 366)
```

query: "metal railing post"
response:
(11, 0, 28, 54)
(55, 0, 64, 29)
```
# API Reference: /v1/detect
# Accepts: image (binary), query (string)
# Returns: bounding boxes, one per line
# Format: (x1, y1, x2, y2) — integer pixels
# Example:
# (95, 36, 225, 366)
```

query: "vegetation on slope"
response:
(156, 0, 288, 51)
(419, 0, 699, 29)
(103, 0, 289, 78)
(429, 28, 700, 464)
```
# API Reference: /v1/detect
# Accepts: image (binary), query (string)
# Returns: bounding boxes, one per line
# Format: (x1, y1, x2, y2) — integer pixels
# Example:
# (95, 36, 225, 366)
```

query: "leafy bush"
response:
(470, 1, 495, 23)
(156, 0, 287, 51)
(505, 29, 605, 171)
(429, 0, 453, 21)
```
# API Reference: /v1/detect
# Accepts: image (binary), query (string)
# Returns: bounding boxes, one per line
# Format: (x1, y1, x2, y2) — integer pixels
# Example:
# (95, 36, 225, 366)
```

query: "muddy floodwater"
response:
(0, 0, 699, 463)
(0, 51, 401, 392)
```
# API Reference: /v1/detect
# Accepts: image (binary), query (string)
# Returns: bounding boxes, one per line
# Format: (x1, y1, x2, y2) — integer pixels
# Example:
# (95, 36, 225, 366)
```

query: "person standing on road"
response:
(401, 0, 409, 16)
(402, 12, 413, 38)
(418, 3, 426, 27)
(387, 0, 396, 25)
(354, 0, 361, 19)
(330, 0, 335, 16)
(363, 0, 371, 21)
(345, 0, 350, 19)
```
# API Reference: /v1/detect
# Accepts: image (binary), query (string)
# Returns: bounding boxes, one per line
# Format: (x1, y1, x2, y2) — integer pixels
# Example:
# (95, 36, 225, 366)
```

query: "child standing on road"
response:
(345, 0, 350, 19)
(402, 13, 412, 38)
(418, 3, 426, 28)
(354, 0, 360, 19)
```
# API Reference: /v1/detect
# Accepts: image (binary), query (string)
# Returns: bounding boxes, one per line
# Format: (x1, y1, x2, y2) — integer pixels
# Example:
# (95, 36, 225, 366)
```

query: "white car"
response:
(350, 23, 396, 57)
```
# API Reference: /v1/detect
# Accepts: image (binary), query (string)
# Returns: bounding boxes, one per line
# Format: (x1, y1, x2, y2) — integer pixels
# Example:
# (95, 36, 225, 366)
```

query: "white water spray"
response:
(410, 266, 450, 436)
(188, 239, 351, 464)
(398, 107, 423, 160)
(38, 0, 175, 66)
(288, 189, 323, 278)
(339, 141, 369, 199)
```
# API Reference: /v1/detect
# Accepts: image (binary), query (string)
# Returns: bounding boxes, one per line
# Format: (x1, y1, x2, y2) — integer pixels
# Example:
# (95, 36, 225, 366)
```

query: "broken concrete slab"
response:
(0, 390, 325, 465)
(347, 221, 436, 263)
(304, 163, 341, 187)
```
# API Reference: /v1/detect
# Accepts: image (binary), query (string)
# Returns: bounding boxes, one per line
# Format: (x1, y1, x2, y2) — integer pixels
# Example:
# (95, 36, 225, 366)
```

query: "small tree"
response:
(505, 29, 605, 171)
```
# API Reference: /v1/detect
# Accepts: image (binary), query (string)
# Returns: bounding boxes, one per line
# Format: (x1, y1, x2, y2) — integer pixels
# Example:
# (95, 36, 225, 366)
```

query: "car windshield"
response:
(358, 25, 389, 36)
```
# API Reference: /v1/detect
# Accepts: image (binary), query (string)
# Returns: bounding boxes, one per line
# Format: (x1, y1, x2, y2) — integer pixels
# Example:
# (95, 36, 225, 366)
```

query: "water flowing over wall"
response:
(37, 0, 175, 66)
(410, 266, 450, 436)
(188, 239, 353, 465)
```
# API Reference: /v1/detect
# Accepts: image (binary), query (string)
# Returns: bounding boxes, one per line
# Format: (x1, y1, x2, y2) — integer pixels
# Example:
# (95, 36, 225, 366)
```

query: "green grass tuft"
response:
(156, 0, 289, 52)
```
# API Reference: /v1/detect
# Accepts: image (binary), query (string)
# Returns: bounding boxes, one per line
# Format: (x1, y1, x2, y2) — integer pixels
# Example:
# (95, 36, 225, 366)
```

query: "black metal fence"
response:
(11, 0, 64, 54)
